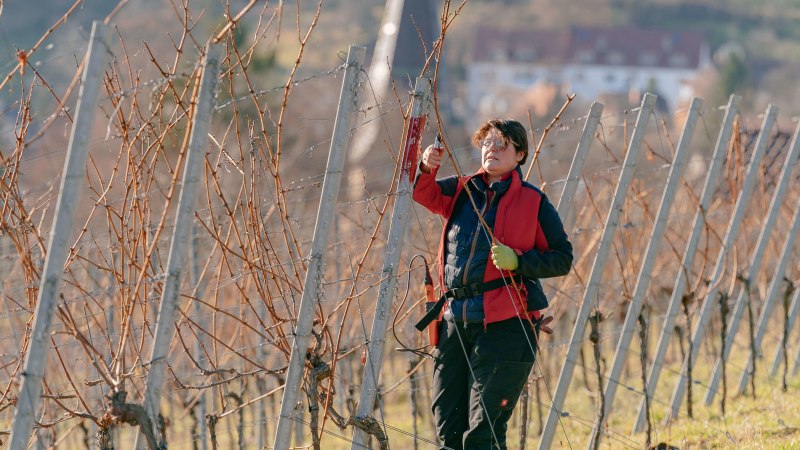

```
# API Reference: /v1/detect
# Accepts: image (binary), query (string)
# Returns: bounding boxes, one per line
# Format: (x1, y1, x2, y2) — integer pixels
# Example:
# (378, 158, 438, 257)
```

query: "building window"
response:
(513, 48, 536, 62)
(513, 69, 537, 84)
(638, 52, 658, 66)
(669, 53, 689, 67)
(490, 44, 507, 62)
(577, 49, 595, 63)
(607, 51, 625, 65)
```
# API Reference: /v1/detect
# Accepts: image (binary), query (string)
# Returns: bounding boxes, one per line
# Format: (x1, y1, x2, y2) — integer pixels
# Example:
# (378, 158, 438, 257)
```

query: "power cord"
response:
(391, 253, 436, 359)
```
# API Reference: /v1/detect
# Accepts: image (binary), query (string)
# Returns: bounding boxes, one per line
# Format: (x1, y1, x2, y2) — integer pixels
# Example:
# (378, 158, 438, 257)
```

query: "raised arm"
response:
(412, 144, 459, 217)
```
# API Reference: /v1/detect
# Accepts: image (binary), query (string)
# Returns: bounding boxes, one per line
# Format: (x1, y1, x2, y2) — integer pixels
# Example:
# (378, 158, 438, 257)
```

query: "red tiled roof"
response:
(471, 26, 568, 65)
(472, 26, 706, 69)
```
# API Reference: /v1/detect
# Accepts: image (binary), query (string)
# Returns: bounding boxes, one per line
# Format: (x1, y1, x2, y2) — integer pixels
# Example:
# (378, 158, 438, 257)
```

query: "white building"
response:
(466, 26, 710, 115)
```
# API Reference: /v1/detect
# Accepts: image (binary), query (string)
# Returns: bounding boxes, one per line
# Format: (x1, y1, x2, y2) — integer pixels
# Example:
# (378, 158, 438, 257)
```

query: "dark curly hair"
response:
(470, 118, 530, 166)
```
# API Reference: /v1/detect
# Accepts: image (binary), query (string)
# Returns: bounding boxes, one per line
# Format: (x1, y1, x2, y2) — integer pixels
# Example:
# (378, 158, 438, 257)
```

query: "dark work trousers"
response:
(431, 316, 539, 450)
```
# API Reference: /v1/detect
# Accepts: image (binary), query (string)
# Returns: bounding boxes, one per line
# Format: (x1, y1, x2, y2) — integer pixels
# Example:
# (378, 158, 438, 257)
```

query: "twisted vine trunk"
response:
(638, 312, 652, 450)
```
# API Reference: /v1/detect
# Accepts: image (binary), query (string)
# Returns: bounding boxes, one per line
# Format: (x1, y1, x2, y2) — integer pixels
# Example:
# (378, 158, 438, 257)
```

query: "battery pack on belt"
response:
(414, 275, 521, 331)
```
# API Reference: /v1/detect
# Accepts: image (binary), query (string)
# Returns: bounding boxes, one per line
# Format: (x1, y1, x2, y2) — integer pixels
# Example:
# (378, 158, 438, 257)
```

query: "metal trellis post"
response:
(545, 100, 603, 360)
(791, 302, 800, 376)
(190, 220, 208, 450)
(772, 288, 800, 376)
(538, 93, 656, 450)
(705, 117, 800, 403)
(769, 287, 800, 377)
(590, 97, 702, 448)
(766, 207, 800, 379)
(556, 101, 604, 219)
(633, 94, 740, 433)
(350, 77, 431, 450)
(272, 45, 365, 450)
(666, 104, 777, 422)
(8, 21, 109, 450)
(750, 190, 800, 380)
(135, 42, 222, 449)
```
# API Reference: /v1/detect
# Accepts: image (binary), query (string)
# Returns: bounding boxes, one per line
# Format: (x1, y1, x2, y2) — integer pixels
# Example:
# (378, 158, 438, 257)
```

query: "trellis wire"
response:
(754, 191, 800, 383)
(134, 42, 222, 449)
(704, 116, 800, 404)
(350, 77, 432, 450)
(538, 93, 656, 450)
(556, 101, 604, 220)
(7, 21, 110, 450)
(273, 44, 365, 450)
(633, 94, 740, 433)
(590, 97, 702, 448)
(1, 19, 799, 448)
(346, 0, 405, 165)
(666, 104, 777, 421)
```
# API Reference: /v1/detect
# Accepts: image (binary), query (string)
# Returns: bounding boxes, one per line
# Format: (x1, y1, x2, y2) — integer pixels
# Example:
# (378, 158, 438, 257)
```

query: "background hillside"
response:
(4, 0, 800, 118)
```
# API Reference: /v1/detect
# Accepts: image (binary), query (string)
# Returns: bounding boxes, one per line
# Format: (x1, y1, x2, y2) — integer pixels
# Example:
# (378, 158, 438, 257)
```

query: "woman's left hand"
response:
(491, 243, 518, 271)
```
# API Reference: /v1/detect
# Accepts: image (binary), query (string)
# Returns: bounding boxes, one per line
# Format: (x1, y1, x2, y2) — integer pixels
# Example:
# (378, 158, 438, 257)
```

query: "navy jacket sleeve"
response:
(516, 193, 573, 279)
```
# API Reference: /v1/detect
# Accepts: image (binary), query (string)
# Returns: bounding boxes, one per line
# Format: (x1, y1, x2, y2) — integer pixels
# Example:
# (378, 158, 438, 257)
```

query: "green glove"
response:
(491, 243, 518, 271)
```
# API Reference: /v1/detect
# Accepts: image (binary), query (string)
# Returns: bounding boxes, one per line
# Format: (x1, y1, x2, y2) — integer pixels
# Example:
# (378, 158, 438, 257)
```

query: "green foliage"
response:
(624, 1, 800, 58)
(250, 49, 277, 73)
(717, 52, 749, 98)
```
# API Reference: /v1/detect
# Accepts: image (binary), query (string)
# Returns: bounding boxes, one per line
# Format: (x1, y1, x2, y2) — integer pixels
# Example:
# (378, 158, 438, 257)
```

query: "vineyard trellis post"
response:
(272, 44, 366, 450)
(764, 197, 800, 380)
(349, 77, 431, 450)
(538, 92, 656, 450)
(633, 94, 740, 433)
(792, 304, 800, 376)
(781, 286, 800, 376)
(781, 289, 800, 376)
(704, 117, 800, 404)
(519, 100, 604, 450)
(107, 249, 118, 369)
(548, 98, 603, 366)
(190, 220, 209, 450)
(749, 190, 800, 383)
(556, 101, 604, 219)
(590, 97, 703, 447)
(8, 21, 110, 450)
(135, 42, 222, 449)
(666, 104, 777, 421)
(769, 285, 800, 377)
(255, 273, 268, 447)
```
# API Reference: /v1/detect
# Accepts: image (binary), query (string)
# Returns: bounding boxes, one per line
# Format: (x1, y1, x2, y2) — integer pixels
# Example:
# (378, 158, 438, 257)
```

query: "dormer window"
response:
(639, 52, 658, 66)
(514, 69, 537, 83)
(577, 49, 595, 63)
(513, 48, 536, 62)
(490, 47, 507, 61)
(607, 51, 625, 65)
(669, 53, 689, 67)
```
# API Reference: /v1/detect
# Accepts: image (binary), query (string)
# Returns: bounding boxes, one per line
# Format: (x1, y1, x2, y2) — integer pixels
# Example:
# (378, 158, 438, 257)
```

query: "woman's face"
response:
(480, 128, 524, 178)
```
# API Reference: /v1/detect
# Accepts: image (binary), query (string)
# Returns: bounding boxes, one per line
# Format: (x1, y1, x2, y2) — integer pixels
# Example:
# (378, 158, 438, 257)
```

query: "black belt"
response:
(414, 275, 521, 331)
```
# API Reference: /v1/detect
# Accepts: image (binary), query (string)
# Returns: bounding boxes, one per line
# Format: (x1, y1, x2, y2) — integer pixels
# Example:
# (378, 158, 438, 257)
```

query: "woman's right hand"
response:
(420, 144, 443, 173)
